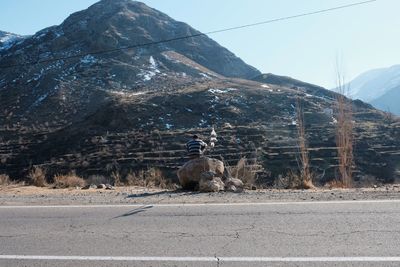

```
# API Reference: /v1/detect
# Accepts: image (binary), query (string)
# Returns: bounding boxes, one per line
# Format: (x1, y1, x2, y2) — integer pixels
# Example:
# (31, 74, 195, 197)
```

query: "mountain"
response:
(0, 0, 260, 125)
(0, 0, 260, 78)
(371, 85, 400, 115)
(339, 65, 400, 114)
(0, 30, 26, 51)
(253, 73, 337, 99)
(0, 0, 399, 185)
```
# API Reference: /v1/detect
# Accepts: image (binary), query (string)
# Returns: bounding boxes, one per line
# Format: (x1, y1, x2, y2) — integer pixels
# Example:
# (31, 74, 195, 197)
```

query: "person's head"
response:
(192, 135, 199, 139)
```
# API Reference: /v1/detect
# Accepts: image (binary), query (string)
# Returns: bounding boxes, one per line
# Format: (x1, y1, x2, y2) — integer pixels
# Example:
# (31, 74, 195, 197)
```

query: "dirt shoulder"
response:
(1, 184, 400, 206)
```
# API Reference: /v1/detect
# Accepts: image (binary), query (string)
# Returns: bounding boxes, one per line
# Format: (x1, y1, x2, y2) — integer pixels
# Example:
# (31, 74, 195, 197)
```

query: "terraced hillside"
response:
(1, 77, 399, 185)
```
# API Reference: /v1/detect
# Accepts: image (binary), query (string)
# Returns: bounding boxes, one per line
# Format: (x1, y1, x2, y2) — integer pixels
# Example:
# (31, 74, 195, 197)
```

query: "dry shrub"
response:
(28, 166, 47, 187)
(226, 157, 258, 188)
(335, 70, 354, 188)
(0, 174, 10, 186)
(296, 97, 314, 189)
(125, 168, 174, 189)
(275, 170, 315, 189)
(325, 178, 348, 189)
(53, 172, 86, 188)
(125, 171, 145, 187)
(144, 167, 173, 189)
(111, 171, 123, 186)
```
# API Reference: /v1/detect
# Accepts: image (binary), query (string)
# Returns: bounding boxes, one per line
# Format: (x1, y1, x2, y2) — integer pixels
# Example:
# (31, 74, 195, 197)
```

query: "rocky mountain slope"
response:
(0, 0, 399, 185)
(338, 65, 400, 115)
(0, 31, 26, 51)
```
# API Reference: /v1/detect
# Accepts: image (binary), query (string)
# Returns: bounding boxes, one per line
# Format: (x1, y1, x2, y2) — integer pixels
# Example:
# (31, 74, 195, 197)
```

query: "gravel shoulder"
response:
(1, 184, 400, 206)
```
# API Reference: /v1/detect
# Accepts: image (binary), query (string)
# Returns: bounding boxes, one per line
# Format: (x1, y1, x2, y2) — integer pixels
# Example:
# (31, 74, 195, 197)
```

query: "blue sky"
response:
(1, 0, 399, 88)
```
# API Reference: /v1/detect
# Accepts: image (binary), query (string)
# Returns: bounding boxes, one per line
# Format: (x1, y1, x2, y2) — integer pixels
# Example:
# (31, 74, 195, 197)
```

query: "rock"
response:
(82, 184, 97, 190)
(105, 184, 114, 190)
(251, 185, 257, 190)
(199, 177, 225, 192)
(200, 171, 216, 180)
(97, 184, 106, 189)
(225, 184, 237, 192)
(225, 178, 244, 193)
(177, 157, 224, 190)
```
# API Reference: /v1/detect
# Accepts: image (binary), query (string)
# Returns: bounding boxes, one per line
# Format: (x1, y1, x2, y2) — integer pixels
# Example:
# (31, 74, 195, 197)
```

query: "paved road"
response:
(1, 200, 400, 267)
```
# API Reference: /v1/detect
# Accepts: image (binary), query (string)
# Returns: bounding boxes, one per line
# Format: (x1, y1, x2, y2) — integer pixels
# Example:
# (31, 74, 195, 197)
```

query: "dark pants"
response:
(188, 154, 202, 159)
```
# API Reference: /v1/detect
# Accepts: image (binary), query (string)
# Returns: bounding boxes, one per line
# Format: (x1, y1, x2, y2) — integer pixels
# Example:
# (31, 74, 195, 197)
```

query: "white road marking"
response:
(1, 255, 400, 262)
(1, 199, 400, 209)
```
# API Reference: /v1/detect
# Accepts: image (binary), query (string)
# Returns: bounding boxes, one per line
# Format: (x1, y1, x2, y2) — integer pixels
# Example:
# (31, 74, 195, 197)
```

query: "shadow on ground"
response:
(126, 190, 202, 199)
(113, 205, 154, 219)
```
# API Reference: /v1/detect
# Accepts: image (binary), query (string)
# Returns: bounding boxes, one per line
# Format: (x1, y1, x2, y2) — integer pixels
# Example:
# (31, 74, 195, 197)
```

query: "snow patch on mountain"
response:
(208, 88, 237, 94)
(0, 31, 25, 51)
(137, 56, 161, 82)
(80, 55, 98, 65)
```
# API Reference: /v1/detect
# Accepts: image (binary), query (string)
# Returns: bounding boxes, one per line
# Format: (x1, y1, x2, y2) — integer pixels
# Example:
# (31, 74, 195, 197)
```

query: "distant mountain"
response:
(371, 85, 400, 115)
(0, 30, 26, 51)
(0, 0, 398, 185)
(339, 65, 400, 115)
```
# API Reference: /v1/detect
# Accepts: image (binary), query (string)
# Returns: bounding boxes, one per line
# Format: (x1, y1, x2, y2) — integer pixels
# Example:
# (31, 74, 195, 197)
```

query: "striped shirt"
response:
(186, 139, 207, 157)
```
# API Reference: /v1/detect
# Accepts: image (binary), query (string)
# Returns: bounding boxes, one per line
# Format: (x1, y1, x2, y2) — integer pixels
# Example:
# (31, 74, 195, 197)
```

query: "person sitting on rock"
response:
(186, 135, 207, 159)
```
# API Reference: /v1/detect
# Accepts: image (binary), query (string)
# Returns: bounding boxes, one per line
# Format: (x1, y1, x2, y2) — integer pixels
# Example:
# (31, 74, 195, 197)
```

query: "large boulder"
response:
(178, 157, 245, 192)
(177, 157, 224, 190)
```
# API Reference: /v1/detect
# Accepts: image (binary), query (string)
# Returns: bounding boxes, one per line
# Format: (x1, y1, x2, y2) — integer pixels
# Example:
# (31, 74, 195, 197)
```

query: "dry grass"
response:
(28, 166, 47, 187)
(226, 157, 258, 188)
(125, 167, 174, 189)
(144, 167, 169, 188)
(125, 172, 144, 187)
(325, 178, 349, 189)
(335, 71, 354, 188)
(296, 97, 314, 189)
(53, 172, 86, 188)
(275, 170, 315, 189)
(111, 171, 123, 186)
(327, 175, 378, 189)
(0, 174, 10, 186)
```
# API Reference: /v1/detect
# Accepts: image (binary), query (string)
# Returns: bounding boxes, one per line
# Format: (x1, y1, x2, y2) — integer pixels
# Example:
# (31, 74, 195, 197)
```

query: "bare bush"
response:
(125, 168, 174, 189)
(325, 178, 348, 189)
(275, 170, 315, 189)
(125, 171, 145, 187)
(53, 172, 86, 188)
(143, 167, 173, 189)
(111, 171, 123, 186)
(0, 174, 10, 186)
(28, 166, 47, 187)
(295, 97, 315, 189)
(226, 157, 258, 188)
(335, 71, 354, 188)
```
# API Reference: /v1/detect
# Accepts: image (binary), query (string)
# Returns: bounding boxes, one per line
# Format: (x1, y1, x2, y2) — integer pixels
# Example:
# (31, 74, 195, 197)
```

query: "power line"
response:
(0, 0, 377, 69)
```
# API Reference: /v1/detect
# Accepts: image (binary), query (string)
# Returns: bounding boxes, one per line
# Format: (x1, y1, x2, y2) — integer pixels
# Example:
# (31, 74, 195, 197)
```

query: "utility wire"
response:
(0, 0, 377, 69)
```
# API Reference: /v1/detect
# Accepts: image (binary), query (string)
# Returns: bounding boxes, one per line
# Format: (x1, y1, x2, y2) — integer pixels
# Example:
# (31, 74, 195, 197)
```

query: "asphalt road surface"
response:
(1, 200, 400, 267)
